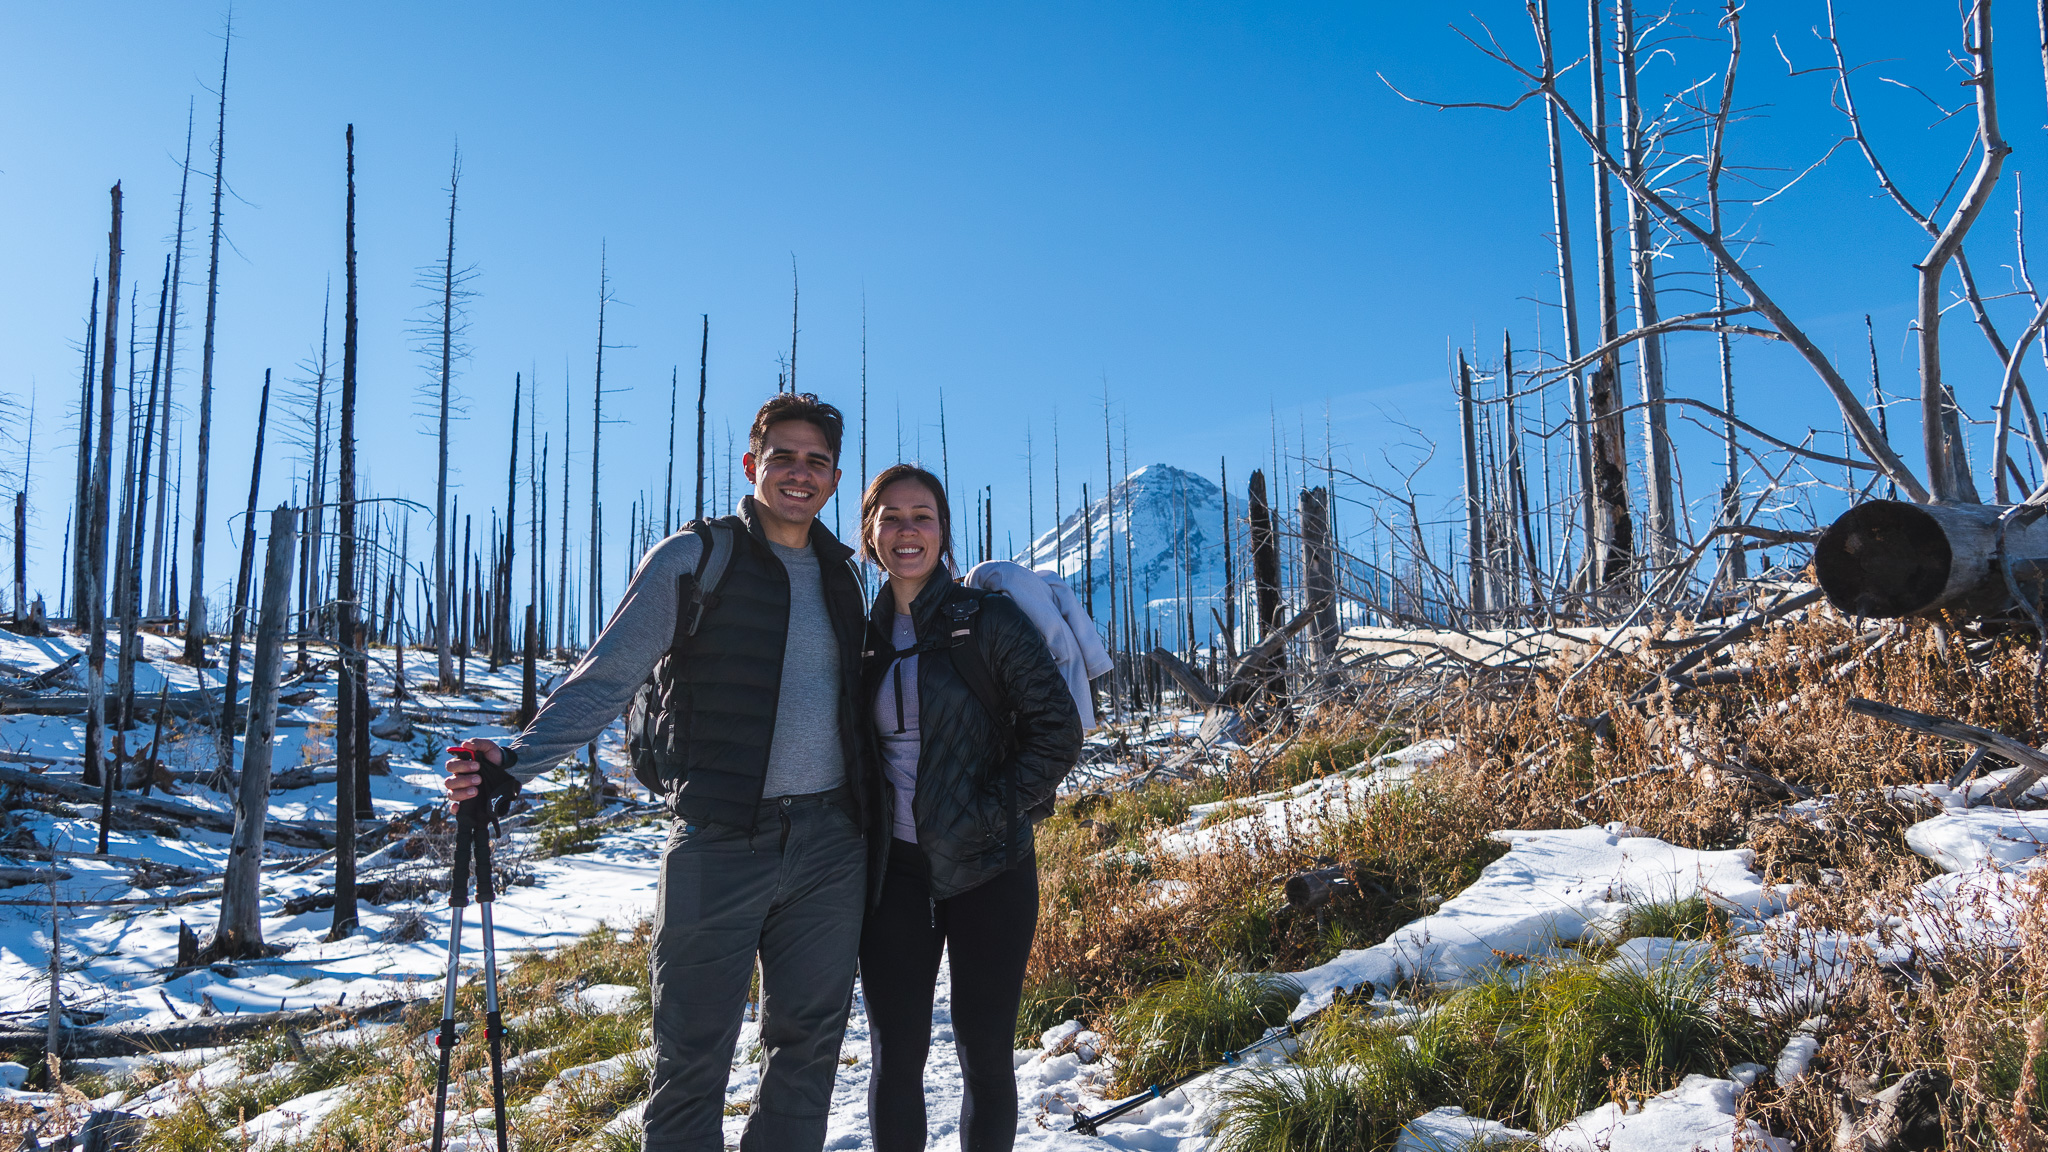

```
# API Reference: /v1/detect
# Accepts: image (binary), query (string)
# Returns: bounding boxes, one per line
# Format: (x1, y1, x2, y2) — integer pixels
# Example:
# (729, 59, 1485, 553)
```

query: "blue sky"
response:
(0, 1, 2035, 617)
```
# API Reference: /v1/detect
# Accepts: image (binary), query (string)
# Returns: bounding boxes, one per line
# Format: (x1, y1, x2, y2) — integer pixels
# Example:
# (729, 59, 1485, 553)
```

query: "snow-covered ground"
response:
(7, 623, 2048, 1150)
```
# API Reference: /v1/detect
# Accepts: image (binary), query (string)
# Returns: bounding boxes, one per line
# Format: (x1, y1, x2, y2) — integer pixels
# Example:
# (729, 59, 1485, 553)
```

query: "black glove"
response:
(478, 751, 522, 821)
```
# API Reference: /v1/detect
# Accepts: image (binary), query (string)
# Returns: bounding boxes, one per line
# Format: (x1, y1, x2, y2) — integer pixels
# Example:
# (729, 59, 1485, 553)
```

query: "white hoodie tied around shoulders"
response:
(962, 560, 1115, 730)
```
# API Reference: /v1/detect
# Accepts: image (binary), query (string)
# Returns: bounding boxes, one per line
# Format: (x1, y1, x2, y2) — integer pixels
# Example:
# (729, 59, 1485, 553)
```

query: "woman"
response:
(857, 464, 1084, 1152)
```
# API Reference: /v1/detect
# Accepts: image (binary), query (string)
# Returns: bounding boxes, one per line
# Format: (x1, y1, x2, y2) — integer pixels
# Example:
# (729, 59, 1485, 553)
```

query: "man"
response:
(443, 392, 871, 1151)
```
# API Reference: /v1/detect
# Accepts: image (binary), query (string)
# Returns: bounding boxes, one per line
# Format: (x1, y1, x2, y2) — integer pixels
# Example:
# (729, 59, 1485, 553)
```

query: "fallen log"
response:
(1816, 499, 2048, 618)
(0, 888, 224, 909)
(0, 995, 428, 1060)
(1147, 646, 1250, 745)
(0, 765, 334, 848)
(1846, 697, 2048, 806)
(0, 686, 231, 719)
(1283, 864, 1354, 912)
(1147, 647, 1219, 707)
(3, 652, 83, 692)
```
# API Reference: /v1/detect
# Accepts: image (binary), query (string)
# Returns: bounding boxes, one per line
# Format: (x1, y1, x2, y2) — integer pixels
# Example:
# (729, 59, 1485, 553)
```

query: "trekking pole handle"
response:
(448, 749, 481, 908)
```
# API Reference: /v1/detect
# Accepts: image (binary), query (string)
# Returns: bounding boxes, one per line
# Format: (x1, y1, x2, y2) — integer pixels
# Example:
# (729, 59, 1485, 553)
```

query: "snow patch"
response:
(1543, 1069, 1787, 1152)
(1291, 824, 1778, 1010)
(1904, 808, 2048, 873)
(1395, 1106, 1535, 1150)
(1155, 739, 1456, 858)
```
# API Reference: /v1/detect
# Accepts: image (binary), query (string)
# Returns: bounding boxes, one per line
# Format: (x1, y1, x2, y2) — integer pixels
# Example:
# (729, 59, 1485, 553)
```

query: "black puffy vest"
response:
(629, 501, 872, 832)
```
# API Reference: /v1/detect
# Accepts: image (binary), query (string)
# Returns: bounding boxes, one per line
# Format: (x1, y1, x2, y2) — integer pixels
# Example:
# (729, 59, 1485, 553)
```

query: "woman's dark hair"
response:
(860, 464, 956, 575)
(749, 392, 845, 461)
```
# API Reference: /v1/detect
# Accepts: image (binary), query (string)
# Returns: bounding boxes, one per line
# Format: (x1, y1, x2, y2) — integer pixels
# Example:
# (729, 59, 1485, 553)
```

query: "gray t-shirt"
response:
(762, 540, 847, 797)
(503, 523, 846, 798)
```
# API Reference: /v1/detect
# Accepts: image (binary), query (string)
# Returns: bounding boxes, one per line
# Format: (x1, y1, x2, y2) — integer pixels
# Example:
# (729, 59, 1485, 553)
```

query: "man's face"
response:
(743, 420, 841, 532)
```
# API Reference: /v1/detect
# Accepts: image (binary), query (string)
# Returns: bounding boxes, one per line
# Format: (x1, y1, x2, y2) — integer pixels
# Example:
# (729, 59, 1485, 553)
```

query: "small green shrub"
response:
(1107, 965, 1302, 1095)
(534, 783, 602, 856)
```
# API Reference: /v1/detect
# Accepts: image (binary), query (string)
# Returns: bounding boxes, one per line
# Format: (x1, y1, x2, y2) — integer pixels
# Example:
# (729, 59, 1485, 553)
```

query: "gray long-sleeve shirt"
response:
(503, 524, 846, 797)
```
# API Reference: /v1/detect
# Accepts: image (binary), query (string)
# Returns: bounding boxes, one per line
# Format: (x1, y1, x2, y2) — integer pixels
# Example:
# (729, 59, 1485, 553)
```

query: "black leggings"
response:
(860, 838, 1039, 1152)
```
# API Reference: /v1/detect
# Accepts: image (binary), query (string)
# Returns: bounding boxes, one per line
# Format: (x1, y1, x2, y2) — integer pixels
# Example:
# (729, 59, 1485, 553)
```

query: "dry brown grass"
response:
(1048, 596, 2048, 1146)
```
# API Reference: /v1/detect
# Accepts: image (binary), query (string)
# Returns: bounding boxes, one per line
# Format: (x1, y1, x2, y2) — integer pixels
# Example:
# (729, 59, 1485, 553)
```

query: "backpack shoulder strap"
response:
(939, 595, 1008, 723)
(681, 522, 735, 639)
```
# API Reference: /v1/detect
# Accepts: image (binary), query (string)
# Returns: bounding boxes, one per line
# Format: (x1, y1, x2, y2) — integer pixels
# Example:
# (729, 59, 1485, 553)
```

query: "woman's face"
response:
(871, 478, 946, 588)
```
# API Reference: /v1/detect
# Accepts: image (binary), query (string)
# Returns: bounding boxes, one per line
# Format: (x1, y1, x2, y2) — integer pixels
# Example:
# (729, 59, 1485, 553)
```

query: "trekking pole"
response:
(1068, 998, 1347, 1136)
(427, 792, 474, 1152)
(473, 783, 510, 1152)
(429, 751, 511, 1152)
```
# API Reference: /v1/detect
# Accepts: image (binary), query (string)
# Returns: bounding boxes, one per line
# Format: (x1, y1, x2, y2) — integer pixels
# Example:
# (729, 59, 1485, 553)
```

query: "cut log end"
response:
(1814, 500, 1952, 618)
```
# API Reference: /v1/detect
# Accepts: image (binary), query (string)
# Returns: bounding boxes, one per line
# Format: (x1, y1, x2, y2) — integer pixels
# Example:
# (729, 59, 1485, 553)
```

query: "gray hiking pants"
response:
(644, 788, 867, 1152)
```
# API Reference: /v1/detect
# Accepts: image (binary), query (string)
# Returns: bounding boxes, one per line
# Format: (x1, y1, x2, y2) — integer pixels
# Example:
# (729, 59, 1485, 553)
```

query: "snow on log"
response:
(0, 996, 426, 1060)
(0, 763, 334, 848)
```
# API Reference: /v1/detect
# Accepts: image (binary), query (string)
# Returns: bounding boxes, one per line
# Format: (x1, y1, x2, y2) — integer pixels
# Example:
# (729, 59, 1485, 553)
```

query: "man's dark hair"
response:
(749, 392, 844, 462)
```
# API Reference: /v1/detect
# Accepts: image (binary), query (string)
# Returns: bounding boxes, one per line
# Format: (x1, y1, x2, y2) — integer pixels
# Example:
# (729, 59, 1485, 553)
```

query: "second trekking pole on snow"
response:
(430, 749, 510, 1152)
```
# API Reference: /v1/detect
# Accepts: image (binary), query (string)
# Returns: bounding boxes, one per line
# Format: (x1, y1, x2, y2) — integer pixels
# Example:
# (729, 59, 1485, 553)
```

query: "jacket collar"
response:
(736, 495, 854, 565)
(868, 570, 963, 637)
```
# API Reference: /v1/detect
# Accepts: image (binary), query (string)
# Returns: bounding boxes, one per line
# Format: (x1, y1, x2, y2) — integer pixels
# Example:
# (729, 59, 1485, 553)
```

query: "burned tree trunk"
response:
(150, 108, 196, 621)
(1536, 0, 1597, 587)
(11, 493, 25, 625)
(72, 278, 99, 626)
(1248, 469, 1283, 638)
(331, 127, 362, 942)
(182, 27, 232, 664)
(1917, 0, 2004, 504)
(1585, 0, 1633, 585)
(494, 373, 520, 667)
(518, 603, 538, 728)
(588, 253, 609, 645)
(219, 373, 271, 762)
(1458, 353, 1485, 614)
(116, 260, 171, 730)
(1616, 0, 1675, 563)
(87, 186, 122, 856)
(433, 153, 462, 690)
(1299, 486, 1338, 665)
(696, 315, 709, 520)
(213, 505, 296, 960)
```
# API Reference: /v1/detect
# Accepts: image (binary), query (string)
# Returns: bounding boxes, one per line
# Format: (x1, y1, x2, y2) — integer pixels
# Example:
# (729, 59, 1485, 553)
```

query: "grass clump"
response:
(1107, 965, 1301, 1096)
(512, 1049, 654, 1151)
(1259, 730, 1406, 792)
(1501, 954, 1762, 1128)
(1015, 971, 1092, 1048)
(1208, 953, 1768, 1149)
(1613, 893, 1728, 942)
(1208, 1064, 1393, 1152)
(1212, 1003, 1470, 1152)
